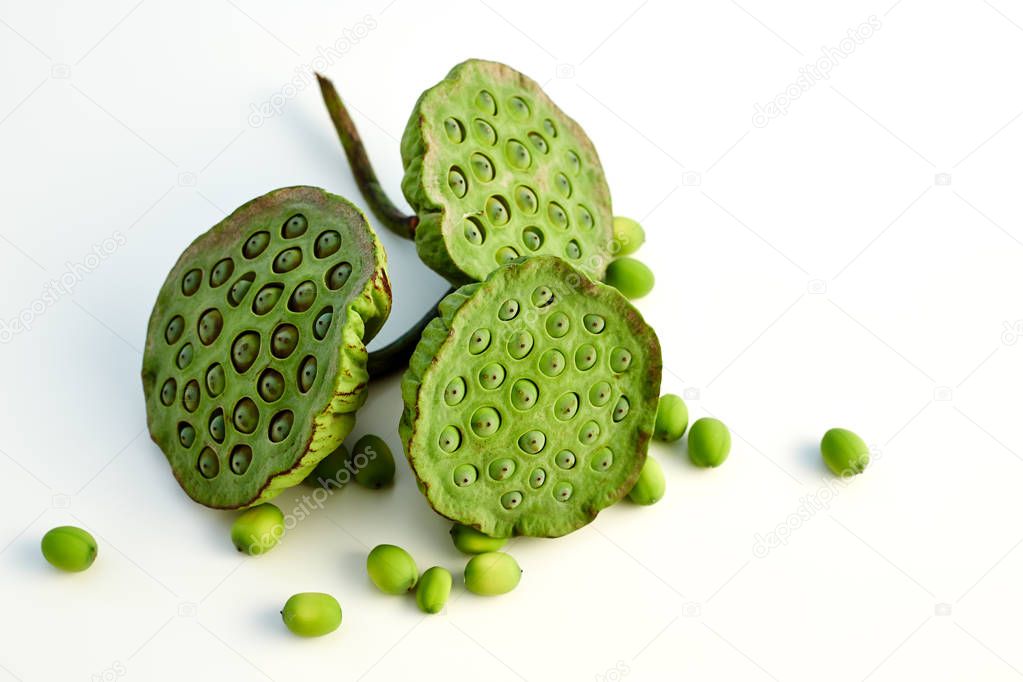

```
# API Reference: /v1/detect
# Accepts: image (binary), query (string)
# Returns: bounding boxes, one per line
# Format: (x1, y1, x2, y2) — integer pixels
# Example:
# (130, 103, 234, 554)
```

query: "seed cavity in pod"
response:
(556, 450, 576, 469)
(270, 324, 298, 359)
(485, 195, 510, 225)
(589, 381, 612, 406)
(243, 231, 270, 259)
(227, 272, 255, 306)
(579, 420, 601, 445)
(463, 218, 486, 245)
(547, 202, 568, 229)
(498, 299, 520, 321)
(178, 422, 195, 448)
(508, 96, 530, 119)
(527, 132, 549, 154)
(518, 430, 546, 454)
(470, 153, 495, 181)
(314, 230, 341, 258)
(298, 356, 317, 392)
(529, 468, 546, 488)
(522, 226, 544, 251)
(229, 445, 252, 475)
(488, 458, 516, 481)
(273, 248, 303, 274)
(288, 280, 317, 313)
(543, 118, 557, 137)
(468, 328, 491, 354)
(612, 396, 630, 422)
(206, 363, 225, 396)
(575, 344, 597, 371)
(252, 283, 284, 315)
(583, 314, 606, 334)
(233, 398, 259, 434)
(472, 118, 497, 145)
(447, 167, 468, 197)
(208, 409, 225, 443)
(268, 410, 294, 443)
(539, 349, 566, 377)
(182, 269, 202, 296)
(210, 258, 235, 287)
(495, 246, 519, 265)
(282, 214, 308, 239)
(565, 240, 582, 260)
(478, 362, 506, 389)
(453, 464, 477, 487)
(258, 368, 285, 402)
(470, 406, 501, 437)
(576, 205, 594, 230)
(165, 315, 184, 344)
(439, 425, 461, 452)
(554, 392, 580, 421)
(231, 331, 261, 373)
(510, 379, 538, 410)
(545, 312, 570, 338)
(177, 343, 194, 369)
(160, 378, 176, 406)
(554, 172, 572, 197)
(514, 185, 538, 214)
(198, 447, 219, 479)
(530, 286, 554, 307)
(566, 150, 581, 174)
(444, 117, 465, 143)
(591, 447, 614, 471)
(505, 139, 531, 170)
(197, 309, 223, 345)
(501, 491, 523, 510)
(475, 90, 497, 114)
(610, 347, 632, 372)
(444, 377, 466, 405)
(326, 262, 352, 290)
(507, 331, 534, 359)
(312, 307, 333, 340)
(182, 380, 200, 413)
(554, 481, 573, 502)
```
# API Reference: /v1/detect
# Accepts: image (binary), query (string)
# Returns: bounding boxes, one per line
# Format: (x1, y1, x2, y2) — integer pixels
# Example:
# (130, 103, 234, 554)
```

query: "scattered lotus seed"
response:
(470, 152, 495, 181)
(198, 447, 219, 478)
(439, 425, 462, 452)
(313, 308, 333, 340)
(612, 396, 630, 422)
(453, 463, 478, 486)
(498, 299, 520, 321)
(529, 468, 546, 488)
(165, 315, 184, 344)
(270, 324, 298, 359)
(508, 95, 530, 119)
(554, 172, 572, 197)
(450, 523, 507, 554)
(447, 167, 468, 197)
(444, 116, 465, 143)
(505, 139, 531, 169)
(488, 458, 516, 481)
(227, 273, 254, 306)
(366, 544, 418, 594)
(510, 379, 539, 410)
(416, 566, 453, 614)
(628, 456, 665, 505)
(475, 89, 497, 115)
(653, 394, 688, 442)
(547, 202, 568, 229)
(522, 226, 544, 251)
(258, 368, 285, 402)
(182, 268, 202, 296)
(610, 347, 633, 373)
(326, 262, 353, 290)
(468, 328, 491, 354)
(566, 150, 581, 174)
(233, 398, 259, 434)
(281, 593, 341, 637)
(310, 443, 349, 488)
(160, 378, 176, 406)
(464, 552, 521, 596)
(351, 434, 395, 488)
(590, 447, 614, 472)
(555, 450, 576, 469)
(554, 481, 573, 502)
(518, 430, 546, 454)
(314, 230, 341, 258)
(604, 257, 654, 299)
(688, 418, 731, 468)
(444, 377, 467, 405)
(820, 427, 870, 477)
(576, 205, 594, 230)
(470, 406, 501, 437)
(209, 409, 225, 443)
(588, 381, 611, 406)
(176, 342, 194, 369)
(288, 280, 317, 312)
(575, 344, 598, 371)
(242, 231, 270, 259)
(539, 349, 566, 377)
(565, 240, 582, 260)
(231, 503, 284, 555)
(472, 118, 497, 145)
(229, 444, 253, 475)
(507, 331, 534, 359)
(579, 420, 600, 445)
(231, 331, 261, 372)
(206, 363, 225, 396)
(530, 285, 554, 307)
(583, 314, 606, 334)
(210, 258, 234, 287)
(543, 118, 557, 137)
(282, 213, 308, 239)
(485, 195, 510, 225)
(464, 218, 486, 245)
(545, 311, 570, 338)
(41, 526, 97, 572)
(501, 491, 523, 509)
(554, 392, 579, 421)
(182, 380, 200, 412)
(527, 131, 549, 154)
(178, 423, 196, 448)
(495, 246, 519, 264)
(612, 216, 645, 256)
(298, 356, 317, 392)
(479, 362, 506, 389)
(252, 283, 284, 315)
(197, 309, 224, 345)
(514, 185, 538, 214)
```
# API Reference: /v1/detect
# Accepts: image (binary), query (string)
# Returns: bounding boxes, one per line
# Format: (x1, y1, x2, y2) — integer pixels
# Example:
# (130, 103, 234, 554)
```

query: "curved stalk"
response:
(367, 288, 454, 377)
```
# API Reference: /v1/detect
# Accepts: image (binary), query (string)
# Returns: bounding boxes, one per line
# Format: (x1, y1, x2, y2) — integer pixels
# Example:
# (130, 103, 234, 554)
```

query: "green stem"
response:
(367, 288, 454, 377)
(316, 72, 418, 241)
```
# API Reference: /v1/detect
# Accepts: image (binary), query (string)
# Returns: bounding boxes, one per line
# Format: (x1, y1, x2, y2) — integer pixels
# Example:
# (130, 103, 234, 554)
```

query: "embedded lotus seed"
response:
(508, 96, 530, 119)
(547, 202, 568, 229)
(475, 90, 497, 114)
(539, 349, 566, 376)
(479, 362, 506, 389)
(252, 283, 284, 315)
(160, 378, 176, 406)
(182, 268, 202, 296)
(41, 526, 97, 572)
(555, 450, 576, 469)
(444, 377, 466, 405)
(628, 456, 665, 505)
(612, 216, 645, 256)
(270, 324, 298, 358)
(514, 185, 538, 214)
(258, 368, 285, 402)
(198, 447, 219, 478)
(545, 311, 570, 338)
(227, 273, 254, 306)
(416, 566, 453, 615)
(209, 409, 225, 443)
(498, 299, 520, 321)
(530, 286, 553, 307)
(210, 258, 234, 287)
(326, 262, 353, 290)
(468, 328, 491, 354)
(575, 344, 598, 371)
(518, 430, 546, 454)
(576, 205, 594, 230)
(590, 447, 613, 471)
(565, 240, 582, 259)
(231, 331, 260, 372)
(527, 131, 548, 154)
(444, 116, 465, 142)
(588, 380, 611, 406)
(820, 427, 869, 477)
(612, 396, 630, 422)
(282, 213, 307, 238)
(554, 392, 580, 421)
(543, 118, 557, 137)
(178, 423, 195, 448)
(182, 380, 200, 412)
(470, 152, 495, 181)
(488, 458, 516, 481)
(522, 226, 544, 251)
(439, 425, 462, 452)
(242, 231, 270, 258)
(206, 363, 225, 396)
(688, 418, 730, 468)
(578, 420, 600, 445)
(529, 468, 546, 488)
(505, 139, 531, 169)
(298, 356, 317, 392)
(472, 118, 497, 145)
(507, 331, 534, 359)
(448, 167, 468, 197)
(464, 552, 521, 596)
(501, 491, 523, 509)
(510, 379, 538, 410)
(604, 257, 654, 299)
(554, 481, 573, 501)
(610, 347, 632, 372)
(450, 524, 507, 554)
(554, 172, 571, 197)
(485, 195, 510, 225)
(197, 309, 223, 345)
(273, 246, 303, 273)
(653, 393, 688, 442)
(495, 246, 519, 264)
(229, 444, 253, 475)
(584, 314, 605, 333)
(288, 281, 317, 313)
(165, 315, 184, 344)
(231, 503, 283, 555)
(314, 230, 341, 258)
(313, 308, 333, 340)
(233, 398, 259, 434)
(463, 218, 486, 245)
(281, 592, 341, 638)
(566, 150, 581, 174)
(453, 464, 478, 486)
(176, 342, 194, 369)
(366, 544, 418, 594)
(470, 407, 501, 437)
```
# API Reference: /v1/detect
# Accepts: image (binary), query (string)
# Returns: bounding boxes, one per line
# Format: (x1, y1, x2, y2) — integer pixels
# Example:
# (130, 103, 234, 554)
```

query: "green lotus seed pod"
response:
(400, 256, 662, 538)
(820, 428, 870, 477)
(307, 443, 350, 488)
(231, 503, 285, 555)
(604, 258, 654, 299)
(366, 544, 418, 594)
(464, 552, 521, 596)
(141, 187, 391, 509)
(449, 523, 508, 554)
(653, 394, 688, 442)
(350, 434, 396, 489)
(415, 566, 453, 614)
(688, 418, 730, 468)
(612, 216, 645, 256)
(281, 592, 342, 637)
(40, 526, 97, 572)
(628, 456, 666, 505)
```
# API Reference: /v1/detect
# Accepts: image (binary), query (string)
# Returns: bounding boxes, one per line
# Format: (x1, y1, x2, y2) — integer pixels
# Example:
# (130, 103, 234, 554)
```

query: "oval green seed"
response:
(231, 503, 284, 555)
(820, 427, 870, 477)
(449, 523, 508, 554)
(628, 456, 666, 505)
(351, 434, 395, 489)
(604, 258, 654, 299)
(464, 552, 521, 596)
(654, 394, 688, 442)
(367, 544, 418, 594)
(309, 443, 350, 488)
(416, 566, 453, 614)
(612, 216, 645, 256)
(281, 592, 341, 637)
(688, 417, 730, 468)
(41, 526, 97, 572)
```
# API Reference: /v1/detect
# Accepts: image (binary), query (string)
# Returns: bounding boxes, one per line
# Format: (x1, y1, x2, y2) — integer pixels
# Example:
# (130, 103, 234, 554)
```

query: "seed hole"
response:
(210, 258, 235, 287)
(439, 425, 462, 452)
(498, 299, 520, 321)
(556, 450, 576, 469)
(508, 96, 530, 119)
(178, 422, 195, 448)
(566, 150, 581, 174)
(539, 349, 566, 377)
(488, 458, 516, 481)
(182, 269, 202, 296)
(197, 447, 219, 479)
(543, 118, 557, 137)
(472, 118, 497, 145)
(612, 396, 630, 422)
(314, 231, 341, 258)
(444, 377, 466, 406)
(182, 380, 200, 413)
(610, 347, 632, 372)
(475, 90, 497, 115)
(578, 420, 600, 445)
(444, 117, 466, 143)
(160, 378, 177, 406)
(197, 309, 223, 345)
(288, 280, 317, 313)
(206, 363, 225, 396)
(575, 344, 597, 371)
(514, 186, 538, 214)
(453, 464, 477, 487)
(522, 226, 544, 251)
(270, 324, 298, 359)
(257, 368, 285, 402)
(272, 248, 303, 275)
(583, 314, 606, 334)
(229, 445, 253, 475)
(547, 202, 568, 229)
(576, 205, 594, 230)
(554, 482, 573, 501)
(529, 468, 546, 489)
(448, 167, 468, 198)
(282, 214, 308, 239)
(470, 153, 495, 181)
(510, 379, 539, 411)
(545, 312, 570, 338)
(504, 139, 531, 170)
(554, 172, 572, 197)
(485, 195, 510, 225)
(268, 410, 294, 443)
(468, 328, 491, 354)
(507, 331, 534, 359)
(176, 343, 194, 369)
(530, 286, 554, 307)
(590, 447, 614, 472)
(209, 409, 225, 443)
(298, 356, 317, 392)
(233, 398, 259, 434)
(589, 381, 612, 407)
(501, 491, 523, 510)
(252, 283, 284, 315)
(527, 132, 548, 154)
(517, 430, 546, 454)
(326, 262, 352, 290)
(469, 406, 501, 437)
(242, 231, 270, 259)
(227, 272, 255, 306)
(495, 246, 519, 265)
(165, 315, 184, 344)
(463, 217, 486, 245)
(478, 362, 506, 389)
(565, 240, 582, 260)
(554, 393, 580, 421)
(312, 307, 333, 340)
(231, 331, 261, 373)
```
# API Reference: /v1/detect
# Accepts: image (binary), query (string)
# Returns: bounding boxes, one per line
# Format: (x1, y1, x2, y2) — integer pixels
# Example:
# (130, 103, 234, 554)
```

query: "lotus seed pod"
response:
(612, 216, 645, 256)
(366, 544, 418, 594)
(400, 256, 662, 538)
(307, 443, 350, 488)
(688, 418, 730, 468)
(653, 394, 688, 442)
(281, 592, 342, 637)
(350, 434, 396, 489)
(230, 503, 285, 555)
(40, 526, 97, 572)
(464, 552, 521, 596)
(141, 187, 391, 509)
(416, 566, 453, 614)
(820, 427, 870, 477)
(628, 456, 666, 505)
(604, 258, 654, 299)
(450, 523, 508, 554)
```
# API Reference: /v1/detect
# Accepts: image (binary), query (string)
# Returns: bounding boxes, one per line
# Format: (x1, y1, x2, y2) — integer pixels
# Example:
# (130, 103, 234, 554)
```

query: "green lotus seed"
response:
(515, 185, 538, 214)
(604, 257, 654, 299)
(554, 172, 571, 197)
(282, 213, 308, 238)
(508, 96, 530, 119)
(242, 231, 270, 258)
(271, 324, 298, 358)
(227, 273, 254, 306)
(468, 328, 491, 354)
(177, 343, 194, 369)
(165, 315, 184, 344)
(366, 544, 418, 594)
(470, 407, 501, 437)
(449, 523, 508, 554)
(610, 347, 632, 373)
(475, 89, 497, 114)
(448, 167, 468, 197)
(566, 150, 581, 174)
(565, 239, 582, 260)
(444, 377, 467, 405)
(590, 447, 614, 471)
(182, 268, 202, 296)
(233, 398, 259, 434)
(472, 118, 497, 145)
(453, 464, 478, 486)
(231, 503, 284, 555)
(479, 362, 506, 389)
(314, 230, 341, 258)
(178, 423, 196, 447)
(182, 380, 200, 412)
(577, 205, 594, 229)
(555, 449, 576, 469)
(326, 262, 353, 290)
(612, 396, 630, 422)
(205, 363, 225, 396)
(470, 152, 495, 181)
(820, 427, 870, 477)
(688, 418, 730, 468)
(258, 368, 285, 402)
(543, 118, 557, 137)
(298, 355, 317, 392)
(510, 379, 538, 410)
(554, 392, 579, 421)
(653, 394, 688, 442)
(209, 410, 225, 443)
(198, 447, 219, 478)
(612, 216, 645, 256)
(416, 566, 453, 614)
(486, 196, 510, 225)
(539, 349, 566, 376)
(268, 410, 294, 443)
(197, 309, 223, 345)
(495, 246, 520, 264)
(505, 139, 531, 169)
(273, 247, 303, 274)
(583, 314, 605, 334)
(229, 444, 253, 475)
(507, 331, 534, 359)
(444, 116, 465, 143)
(313, 308, 333, 339)
(351, 434, 395, 489)
(547, 201, 568, 229)
(160, 378, 176, 406)
(41, 526, 97, 572)
(528, 131, 549, 154)
(464, 552, 521, 596)
(281, 592, 341, 637)
(439, 425, 462, 452)
(310, 443, 350, 488)
(231, 331, 260, 372)
(210, 258, 234, 287)
(501, 491, 523, 509)
(628, 456, 665, 505)
(578, 420, 600, 445)
(554, 481, 573, 501)
(518, 430, 546, 454)
(288, 280, 317, 312)
(545, 311, 570, 338)
(529, 467, 546, 488)
(588, 380, 611, 406)
(522, 226, 544, 251)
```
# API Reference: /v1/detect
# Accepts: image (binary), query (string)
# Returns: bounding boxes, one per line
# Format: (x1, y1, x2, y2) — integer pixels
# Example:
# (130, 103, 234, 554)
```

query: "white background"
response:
(1, 1, 1022, 680)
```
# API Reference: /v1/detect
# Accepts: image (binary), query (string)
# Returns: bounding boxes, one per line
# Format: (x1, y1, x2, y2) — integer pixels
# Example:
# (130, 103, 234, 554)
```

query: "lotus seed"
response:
(565, 240, 582, 259)
(210, 258, 234, 287)
(628, 456, 665, 505)
(326, 262, 353, 290)
(448, 167, 468, 197)
(820, 427, 869, 477)
(227, 273, 254, 305)
(416, 566, 453, 614)
(507, 331, 534, 359)
(576, 345, 597, 371)
(527, 131, 548, 154)
(351, 434, 395, 489)
(498, 299, 520, 321)
(281, 593, 341, 637)
(518, 430, 546, 454)
(288, 280, 316, 312)
(486, 195, 510, 225)
(312, 308, 333, 339)
(178, 423, 195, 447)
(271, 324, 298, 358)
(510, 379, 539, 410)
(268, 410, 294, 443)
(41, 526, 97, 572)
(198, 447, 219, 478)
(229, 444, 253, 475)
(515, 185, 538, 214)
(453, 464, 478, 486)
(583, 314, 605, 334)
(470, 152, 495, 181)
(495, 246, 519, 264)
(468, 328, 491, 354)
(310, 443, 350, 488)
(554, 392, 579, 421)
(588, 380, 611, 406)
(177, 343, 194, 369)
(505, 139, 531, 169)
(539, 349, 566, 376)
(508, 96, 530, 119)
(182, 380, 200, 412)
(450, 523, 507, 554)
(545, 311, 570, 338)
(464, 218, 486, 245)
(444, 377, 466, 405)
(233, 398, 259, 434)
(470, 407, 501, 437)
(242, 231, 270, 258)
(197, 309, 223, 345)
(165, 315, 184, 344)
(475, 89, 496, 114)
(555, 450, 576, 469)
(231, 503, 284, 555)
(444, 116, 465, 142)
(529, 468, 546, 488)
(439, 425, 462, 452)
(547, 202, 568, 229)
(688, 418, 730, 468)
(501, 491, 523, 509)
(604, 257, 654, 299)
(590, 447, 614, 471)
(653, 394, 688, 442)
(209, 410, 225, 442)
(314, 230, 341, 258)
(522, 226, 544, 251)
(464, 552, 521, 596)
(252, 284, 283, 315)
(479, 362, 506, 389)
(488, 458, 516, 481)
(366, 544, 418, 594)
(298, 356, 317, 392)
(612, 216, 645, 256)
(472, 118, 497, 145)
(182, 268, 202, 296)
(231, 331, 260, 372)
(612, 396, 630, 422)
(282, 213, 308, 238)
